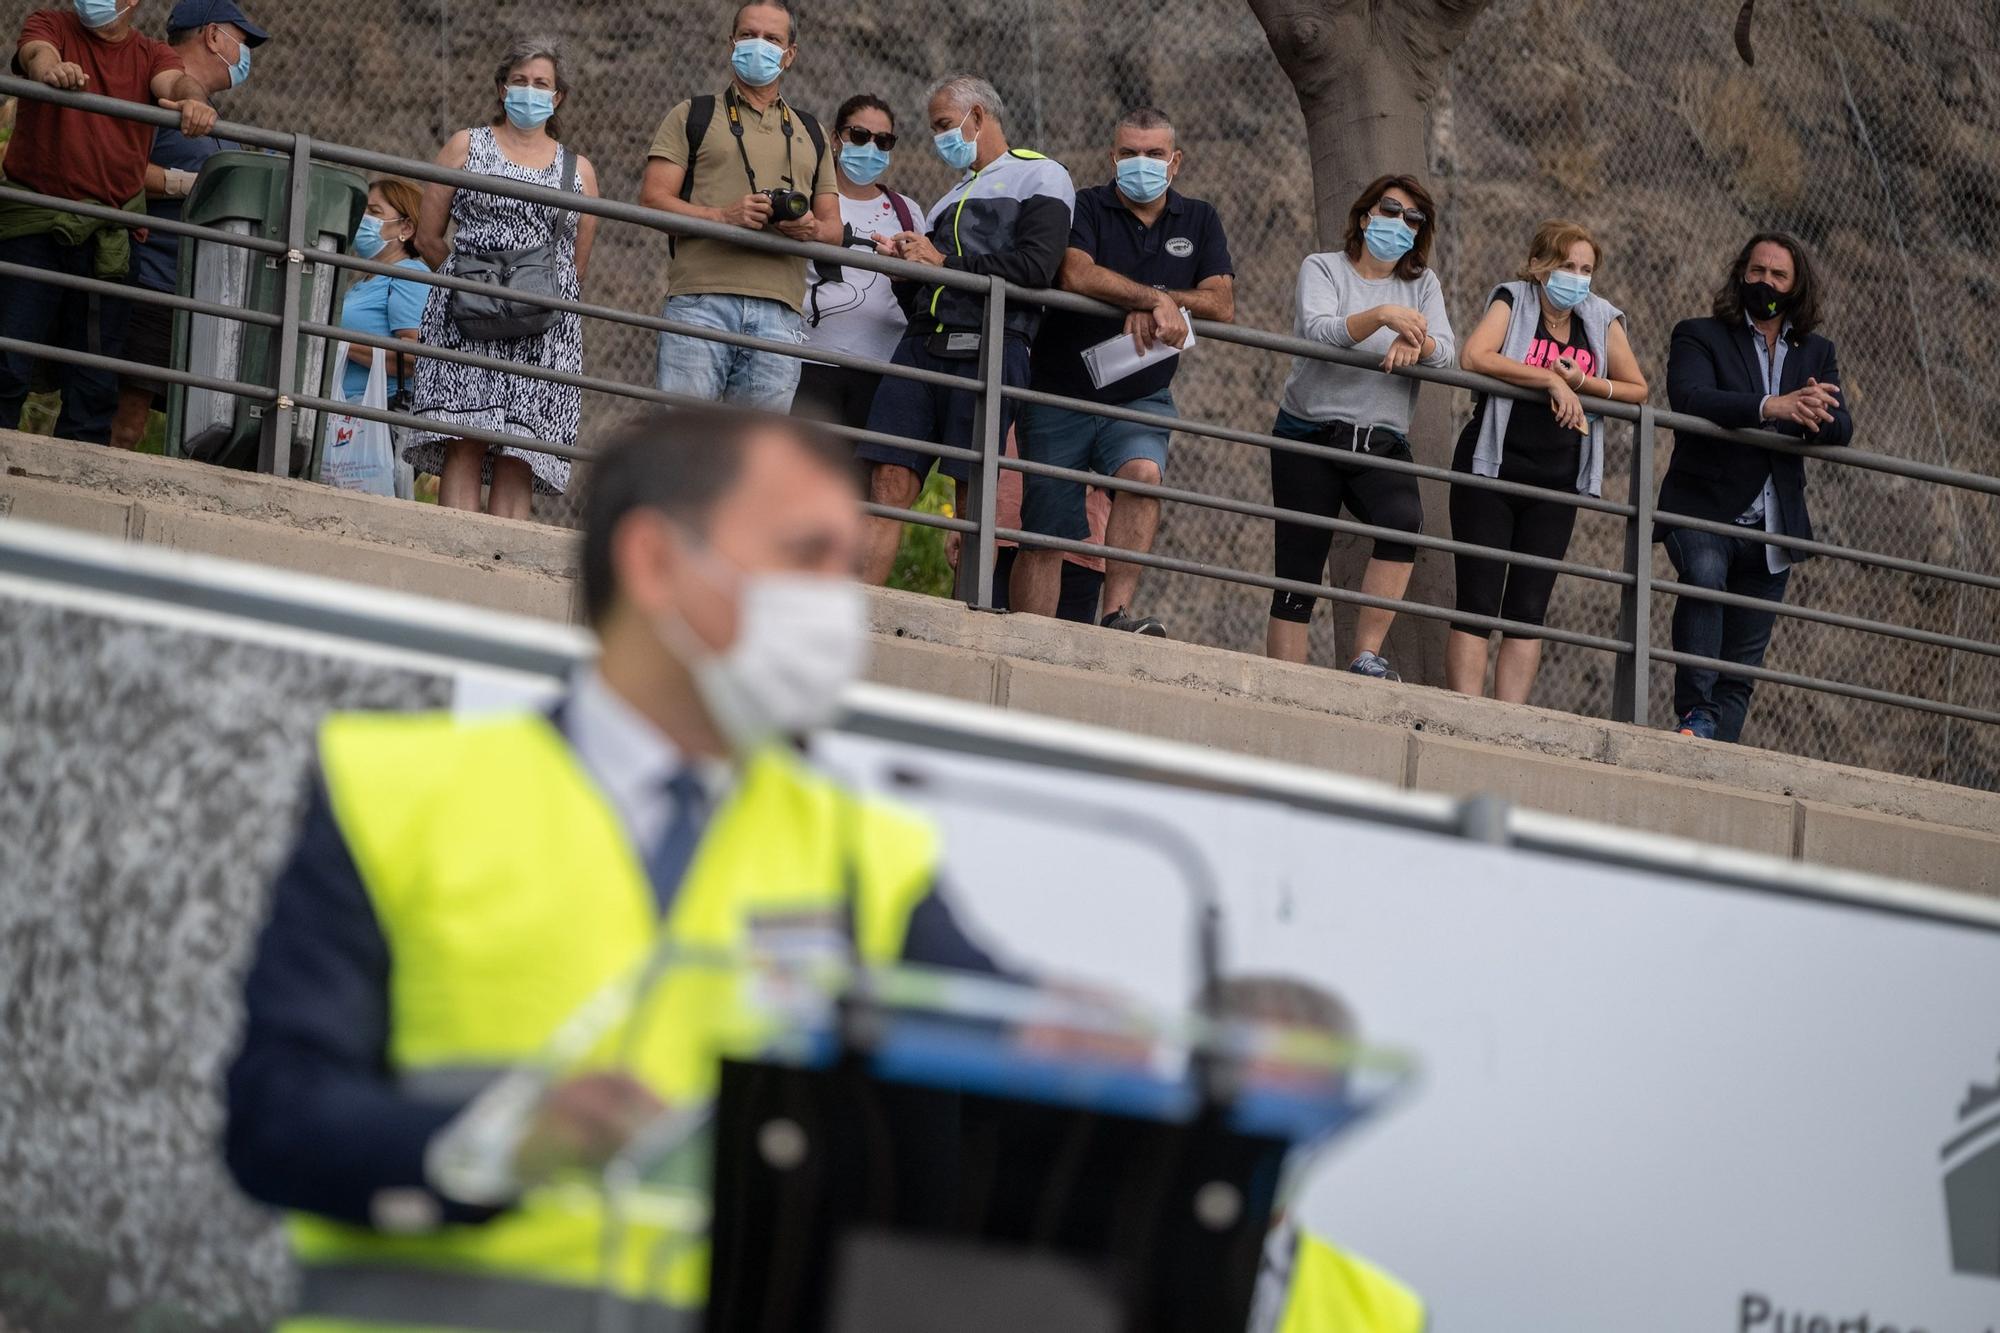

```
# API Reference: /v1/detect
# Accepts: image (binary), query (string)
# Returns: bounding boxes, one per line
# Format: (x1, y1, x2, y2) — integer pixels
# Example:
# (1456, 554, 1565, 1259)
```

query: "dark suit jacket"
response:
(1656, 316, 1852, 556)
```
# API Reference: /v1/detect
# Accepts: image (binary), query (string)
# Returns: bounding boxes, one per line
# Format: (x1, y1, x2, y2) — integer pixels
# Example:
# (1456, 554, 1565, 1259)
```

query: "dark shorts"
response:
(1267, 408, 1425, 623)
(856, 333, 1031, 486)
(117, 295, 175, 399)
(794, 361, 883, 432)
(1018, 388, 1176, 542)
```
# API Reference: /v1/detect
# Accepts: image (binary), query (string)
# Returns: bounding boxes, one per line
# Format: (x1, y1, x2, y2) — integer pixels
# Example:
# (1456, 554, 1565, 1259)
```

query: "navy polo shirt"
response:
(135, 128, 235, 294)
(1030, 183, 1233, 405)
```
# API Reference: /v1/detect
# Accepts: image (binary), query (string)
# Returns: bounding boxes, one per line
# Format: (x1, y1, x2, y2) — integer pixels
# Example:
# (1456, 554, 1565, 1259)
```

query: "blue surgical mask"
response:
(839, 142, 890, 186)
(354, 217, 389, 259)
(1544, 270, 1591, 311)
(1362, 214, 1417, 263)
(1114, 156, 1171, 204)
(934, 112, 978, 172)
(76, 0, 130, 29)
(227, 36, 253, 88)
(503, 86, 556, 131)
(731, 38, 786, 88)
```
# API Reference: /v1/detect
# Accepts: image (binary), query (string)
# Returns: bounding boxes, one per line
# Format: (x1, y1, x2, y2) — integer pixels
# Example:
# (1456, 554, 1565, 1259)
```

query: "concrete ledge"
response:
(1411, 733, 1798, 858)
(1796, 801, 2000, 897)
(5, 427, 1997, 893)
(999, 658, 1412, 787)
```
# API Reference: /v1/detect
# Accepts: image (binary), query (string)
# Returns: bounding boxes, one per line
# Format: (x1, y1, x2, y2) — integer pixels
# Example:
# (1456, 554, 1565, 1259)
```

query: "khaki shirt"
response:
(649, 88, 837, 314)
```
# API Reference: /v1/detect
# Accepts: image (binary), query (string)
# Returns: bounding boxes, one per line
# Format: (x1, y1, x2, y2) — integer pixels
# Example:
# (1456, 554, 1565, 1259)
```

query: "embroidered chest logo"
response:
(1165, 237, 1194, 258)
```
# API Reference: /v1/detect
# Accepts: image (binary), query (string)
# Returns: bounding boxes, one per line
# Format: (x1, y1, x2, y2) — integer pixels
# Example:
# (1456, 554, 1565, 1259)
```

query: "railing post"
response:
(954, 275, 1006, 609)
(1613, 404, 1657, 726)
(259, 131, 312, 477)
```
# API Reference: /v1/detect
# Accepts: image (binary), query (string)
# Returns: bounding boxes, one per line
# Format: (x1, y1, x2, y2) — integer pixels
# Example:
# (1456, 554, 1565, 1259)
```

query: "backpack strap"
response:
(888, 190, 916, 234)
(678, 95, 716, 204)
(669, 95, 717, 257)
(796, 108, 827, 183)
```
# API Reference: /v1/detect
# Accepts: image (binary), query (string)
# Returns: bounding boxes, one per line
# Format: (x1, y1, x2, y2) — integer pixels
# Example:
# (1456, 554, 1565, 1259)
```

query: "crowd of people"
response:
(2, 0, 1852, 744)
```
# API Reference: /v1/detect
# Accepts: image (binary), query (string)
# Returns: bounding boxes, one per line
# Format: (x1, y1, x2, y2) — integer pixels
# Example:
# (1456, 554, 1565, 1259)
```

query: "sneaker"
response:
(1675, 710, 1717, 740)
(1345, 650, 1401, 682)
(1101, 607, 1167, 637)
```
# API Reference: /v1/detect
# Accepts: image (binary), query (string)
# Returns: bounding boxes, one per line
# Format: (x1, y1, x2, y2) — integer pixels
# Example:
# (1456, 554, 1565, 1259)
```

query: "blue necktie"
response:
(642, 767, 709, 916)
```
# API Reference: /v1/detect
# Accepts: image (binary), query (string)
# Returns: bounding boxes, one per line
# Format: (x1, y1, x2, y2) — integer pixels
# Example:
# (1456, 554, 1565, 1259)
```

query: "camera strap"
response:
(725, 85, 798, 193)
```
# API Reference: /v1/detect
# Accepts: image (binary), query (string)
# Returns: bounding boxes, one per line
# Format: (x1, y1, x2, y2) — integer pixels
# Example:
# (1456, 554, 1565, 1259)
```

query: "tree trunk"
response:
(1249, 0, 1491, 686)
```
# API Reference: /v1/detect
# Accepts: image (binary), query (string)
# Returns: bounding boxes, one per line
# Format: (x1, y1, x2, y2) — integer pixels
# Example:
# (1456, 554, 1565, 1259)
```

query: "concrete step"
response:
(3, 427, 1994, 894)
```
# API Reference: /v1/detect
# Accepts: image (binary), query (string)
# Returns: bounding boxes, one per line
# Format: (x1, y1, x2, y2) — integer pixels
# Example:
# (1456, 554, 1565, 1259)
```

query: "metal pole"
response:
(955, 275, 1006, 609)
(259, 131, 312, 476)
(1612, 404, 1657, 725)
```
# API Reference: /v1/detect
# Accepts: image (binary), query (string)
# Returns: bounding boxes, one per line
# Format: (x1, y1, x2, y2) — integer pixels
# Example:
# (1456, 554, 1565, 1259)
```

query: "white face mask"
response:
(653, 550, 870, 753)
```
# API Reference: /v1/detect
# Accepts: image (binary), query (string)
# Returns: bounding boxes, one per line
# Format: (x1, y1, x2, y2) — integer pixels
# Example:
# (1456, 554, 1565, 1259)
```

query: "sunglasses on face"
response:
(1375, 198, 1428, 230)
(837, 125, 897, 151)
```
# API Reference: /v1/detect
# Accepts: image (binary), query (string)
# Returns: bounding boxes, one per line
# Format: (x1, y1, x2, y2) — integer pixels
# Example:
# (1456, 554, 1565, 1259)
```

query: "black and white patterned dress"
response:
(405, 126, 583, 495)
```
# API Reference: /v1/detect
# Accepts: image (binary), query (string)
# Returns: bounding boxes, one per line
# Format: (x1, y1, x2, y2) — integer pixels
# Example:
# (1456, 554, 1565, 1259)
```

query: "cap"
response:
(166, 0, 270, 45)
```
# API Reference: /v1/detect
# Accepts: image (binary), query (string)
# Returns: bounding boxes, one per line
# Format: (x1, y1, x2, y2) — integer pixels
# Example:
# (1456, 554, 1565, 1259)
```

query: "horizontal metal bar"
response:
(9, 74, 1998, 503)
(1649, 646, 2000, 729)
(1656, 579, 2000, 659)
(0, 179, 290, 256)
(990, 526, 1632, 653)
(1000, 384, 1638, 517)
(0, 336, 278, 403)
(299, 320, 979, 466)
(0, 259, 283, 328)
(1654, 508, 2000, 594)
(861, 501, 977, 535)
(312, 248, 975, 394)
(998, 451, 1634, 587)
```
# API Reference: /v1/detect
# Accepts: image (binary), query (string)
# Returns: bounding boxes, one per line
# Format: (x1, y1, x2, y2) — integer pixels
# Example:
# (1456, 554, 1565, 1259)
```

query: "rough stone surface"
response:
(0, 595, 450, 1331)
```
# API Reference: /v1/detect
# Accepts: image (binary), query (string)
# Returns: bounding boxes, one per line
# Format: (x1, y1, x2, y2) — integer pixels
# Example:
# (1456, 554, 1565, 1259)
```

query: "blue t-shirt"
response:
(136, 128, 234, 294)
(337, 259, 431, 400)
(1030, 183, 1233, 404)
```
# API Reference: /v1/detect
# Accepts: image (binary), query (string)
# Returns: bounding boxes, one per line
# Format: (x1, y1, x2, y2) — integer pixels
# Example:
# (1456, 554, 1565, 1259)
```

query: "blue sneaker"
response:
(1676, 710, 1717, 740)
(1345, 650, 1402, 682)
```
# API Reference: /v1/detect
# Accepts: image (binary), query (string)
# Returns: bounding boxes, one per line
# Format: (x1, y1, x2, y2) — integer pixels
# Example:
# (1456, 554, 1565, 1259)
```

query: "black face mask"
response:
(1737, 278, 1791, 323)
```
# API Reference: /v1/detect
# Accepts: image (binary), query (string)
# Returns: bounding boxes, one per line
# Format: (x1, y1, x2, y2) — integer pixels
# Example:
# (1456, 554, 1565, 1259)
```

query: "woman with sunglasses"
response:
(794, 94, 925, 434)
(1265, 174, 1455, 683)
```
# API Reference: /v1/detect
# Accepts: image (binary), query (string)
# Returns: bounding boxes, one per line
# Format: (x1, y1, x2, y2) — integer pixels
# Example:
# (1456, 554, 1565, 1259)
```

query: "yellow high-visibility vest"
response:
(279, 710, 940, 1333)
(1279, 1229, 1426, 1333)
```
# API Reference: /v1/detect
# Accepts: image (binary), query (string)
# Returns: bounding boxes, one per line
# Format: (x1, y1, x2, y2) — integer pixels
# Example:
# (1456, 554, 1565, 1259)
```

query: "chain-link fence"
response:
(86, 0, 2000, 789)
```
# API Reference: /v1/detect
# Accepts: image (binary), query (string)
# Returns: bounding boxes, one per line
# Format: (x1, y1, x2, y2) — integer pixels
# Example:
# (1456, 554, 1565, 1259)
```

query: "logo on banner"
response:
(1944, 1050, 2000, 1280)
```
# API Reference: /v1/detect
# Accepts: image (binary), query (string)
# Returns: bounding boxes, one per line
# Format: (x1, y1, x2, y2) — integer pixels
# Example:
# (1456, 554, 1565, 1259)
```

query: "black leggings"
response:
(1269, 414, 1423, 623)
(1449, 432, 1579, 636)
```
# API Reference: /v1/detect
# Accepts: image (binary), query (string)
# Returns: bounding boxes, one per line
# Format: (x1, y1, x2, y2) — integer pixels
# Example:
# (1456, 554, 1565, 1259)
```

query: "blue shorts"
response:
(856, 333, 1031, 485)
(1017, 388, 1177, 541)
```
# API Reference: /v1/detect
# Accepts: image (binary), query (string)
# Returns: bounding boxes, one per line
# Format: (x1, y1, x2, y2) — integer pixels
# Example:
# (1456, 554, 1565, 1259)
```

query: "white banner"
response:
(815, 733, 2000, 1333)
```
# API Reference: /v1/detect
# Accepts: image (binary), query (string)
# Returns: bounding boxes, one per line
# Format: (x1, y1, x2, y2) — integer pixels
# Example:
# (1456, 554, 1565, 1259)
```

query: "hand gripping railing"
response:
(2, 75, 1997, 750)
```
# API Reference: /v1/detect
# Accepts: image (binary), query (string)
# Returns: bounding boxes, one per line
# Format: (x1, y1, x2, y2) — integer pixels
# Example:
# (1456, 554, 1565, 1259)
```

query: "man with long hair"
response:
(1657, 232, 1851, 743)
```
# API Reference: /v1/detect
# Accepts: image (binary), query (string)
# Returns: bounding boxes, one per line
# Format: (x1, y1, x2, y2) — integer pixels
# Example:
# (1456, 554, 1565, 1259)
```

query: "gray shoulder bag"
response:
(447, 147, 576, 342)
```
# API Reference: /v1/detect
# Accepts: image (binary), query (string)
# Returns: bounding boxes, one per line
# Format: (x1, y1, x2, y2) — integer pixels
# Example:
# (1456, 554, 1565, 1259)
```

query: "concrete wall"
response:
(4, 429, 1994, 896)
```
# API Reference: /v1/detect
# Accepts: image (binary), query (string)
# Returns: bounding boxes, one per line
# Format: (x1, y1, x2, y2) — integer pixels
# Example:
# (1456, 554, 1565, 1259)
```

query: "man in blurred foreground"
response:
(224, 407, 996, 1331)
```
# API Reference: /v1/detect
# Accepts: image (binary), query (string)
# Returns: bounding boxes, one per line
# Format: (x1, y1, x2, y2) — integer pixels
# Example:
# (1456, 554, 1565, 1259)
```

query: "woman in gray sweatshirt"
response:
(1266, 174, 1456, 683)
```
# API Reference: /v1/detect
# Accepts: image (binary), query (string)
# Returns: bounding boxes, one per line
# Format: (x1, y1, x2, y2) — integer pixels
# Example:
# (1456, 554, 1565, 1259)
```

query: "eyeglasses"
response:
(1374, 198, 1428, 229)
(837, 125, 897, 152)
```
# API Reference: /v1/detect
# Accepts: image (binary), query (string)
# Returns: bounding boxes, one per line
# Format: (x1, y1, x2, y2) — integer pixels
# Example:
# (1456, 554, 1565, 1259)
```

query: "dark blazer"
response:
(1656, 316, 1851, 555)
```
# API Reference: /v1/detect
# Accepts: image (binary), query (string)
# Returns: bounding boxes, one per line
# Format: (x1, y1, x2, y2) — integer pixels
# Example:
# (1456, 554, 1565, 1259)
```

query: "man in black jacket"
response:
(854, 73, 1076, 586)
(1658, 232, 1851, 743)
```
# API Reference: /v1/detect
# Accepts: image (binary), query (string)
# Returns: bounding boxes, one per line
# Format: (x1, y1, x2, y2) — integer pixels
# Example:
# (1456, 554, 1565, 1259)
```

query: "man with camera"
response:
(640, 0, 839, 409)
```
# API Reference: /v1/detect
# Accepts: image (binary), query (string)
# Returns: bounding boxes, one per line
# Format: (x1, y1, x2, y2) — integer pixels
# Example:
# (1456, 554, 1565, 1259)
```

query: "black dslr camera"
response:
(762, 187, 811, 224)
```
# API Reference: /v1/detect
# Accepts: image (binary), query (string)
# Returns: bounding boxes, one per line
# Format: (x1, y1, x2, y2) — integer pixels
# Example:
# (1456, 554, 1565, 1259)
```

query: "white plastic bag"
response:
(321, 342, 401, 498)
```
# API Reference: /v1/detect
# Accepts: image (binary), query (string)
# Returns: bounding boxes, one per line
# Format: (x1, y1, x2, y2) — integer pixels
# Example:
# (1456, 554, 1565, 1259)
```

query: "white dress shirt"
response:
(565, 667, 730, 853)
(1741, 320, 1792, 575)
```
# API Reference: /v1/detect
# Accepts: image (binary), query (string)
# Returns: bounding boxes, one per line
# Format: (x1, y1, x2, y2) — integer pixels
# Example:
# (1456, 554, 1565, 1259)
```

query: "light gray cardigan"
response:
(1469, 280, 1624, 497)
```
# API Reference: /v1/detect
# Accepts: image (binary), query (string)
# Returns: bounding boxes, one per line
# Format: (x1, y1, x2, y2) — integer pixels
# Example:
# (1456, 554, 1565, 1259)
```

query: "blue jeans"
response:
(0, 230, 130, 443)
(1664, 526, 1791, 744)
(655, 293, 803, 409)
(1018, 388, 1176, 541)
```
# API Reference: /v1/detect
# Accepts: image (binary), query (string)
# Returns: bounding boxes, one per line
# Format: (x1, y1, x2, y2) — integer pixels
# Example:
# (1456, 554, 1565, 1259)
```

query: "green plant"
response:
(886, 470, 958, 599)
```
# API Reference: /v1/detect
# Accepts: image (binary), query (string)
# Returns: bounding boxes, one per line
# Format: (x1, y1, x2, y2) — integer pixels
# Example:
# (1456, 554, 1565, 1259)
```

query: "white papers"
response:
(1081, 310, 1196, 390)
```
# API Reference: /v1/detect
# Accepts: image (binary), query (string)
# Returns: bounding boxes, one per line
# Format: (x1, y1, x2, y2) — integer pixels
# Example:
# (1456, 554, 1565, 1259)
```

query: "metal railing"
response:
(3, 74, 1997, 746)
